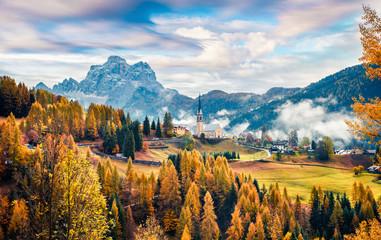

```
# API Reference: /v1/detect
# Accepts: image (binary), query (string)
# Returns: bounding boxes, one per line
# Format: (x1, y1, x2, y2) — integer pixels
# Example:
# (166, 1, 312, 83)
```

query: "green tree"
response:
(311, 140, 317, 150)
(182, 132, 195, 150)
(261, 125, 267, 141)
(316, 136, 334, 160)
(151, 119, 156, 130)
(288, 129, 298, 147)
(163, 112, 174, 137)
(124, 129, 135, 160)
(276, 151, 282, 161)
(143, 116, 150, 136)
(329, 200, 344, 232)
(156, 118, 162, 138)
(300, 136, 311, 148)
(132, 120, 143, 151)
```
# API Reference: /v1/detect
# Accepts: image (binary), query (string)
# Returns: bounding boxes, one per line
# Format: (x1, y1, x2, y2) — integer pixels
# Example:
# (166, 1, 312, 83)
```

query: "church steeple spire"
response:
(198, 93, 202, 113)
(196, 93, 203, 136)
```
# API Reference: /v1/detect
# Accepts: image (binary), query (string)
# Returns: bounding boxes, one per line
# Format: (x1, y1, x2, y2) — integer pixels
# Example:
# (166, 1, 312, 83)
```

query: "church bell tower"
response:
(196, 94, 203, 137)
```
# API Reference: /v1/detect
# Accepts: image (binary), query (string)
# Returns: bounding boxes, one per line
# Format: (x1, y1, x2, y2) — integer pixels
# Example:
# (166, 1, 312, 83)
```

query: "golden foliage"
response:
(345, 96, 381, 145)
(359, 5, 381, 81)
(346, 5, 381, 145)
(344, 219, 381, 239)
(200, 191, 220, 240)
(181, 225, 191, 240)
(8, 199, 29, 237)
(226, 206, 244, 240)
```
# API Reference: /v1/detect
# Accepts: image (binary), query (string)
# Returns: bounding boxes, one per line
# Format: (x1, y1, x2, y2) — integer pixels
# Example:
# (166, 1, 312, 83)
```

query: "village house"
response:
(271, 140, 288, 153)
(173, 125, 188, 135)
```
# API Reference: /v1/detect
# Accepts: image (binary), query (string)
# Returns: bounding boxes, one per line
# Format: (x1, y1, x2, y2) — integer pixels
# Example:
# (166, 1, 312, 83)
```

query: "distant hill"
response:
(35, 57, 381, 134)
(228, 65, 381, 131)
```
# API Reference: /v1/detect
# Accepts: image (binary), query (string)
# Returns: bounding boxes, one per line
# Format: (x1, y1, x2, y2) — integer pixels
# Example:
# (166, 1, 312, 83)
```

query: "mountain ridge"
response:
(35, 56, 381, 133)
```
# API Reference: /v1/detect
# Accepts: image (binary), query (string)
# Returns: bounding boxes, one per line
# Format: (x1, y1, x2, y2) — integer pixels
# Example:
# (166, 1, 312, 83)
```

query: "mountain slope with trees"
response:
(228, 64, 381, 131)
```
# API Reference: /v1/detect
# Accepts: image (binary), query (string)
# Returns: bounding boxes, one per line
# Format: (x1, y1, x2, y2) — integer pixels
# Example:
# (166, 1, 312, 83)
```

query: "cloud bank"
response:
(270, 99, 354, 148)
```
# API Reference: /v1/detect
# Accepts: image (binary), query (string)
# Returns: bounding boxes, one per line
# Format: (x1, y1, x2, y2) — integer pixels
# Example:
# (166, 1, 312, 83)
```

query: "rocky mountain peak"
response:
(36, 82, 51, 91)
(107, 55, 127, 64)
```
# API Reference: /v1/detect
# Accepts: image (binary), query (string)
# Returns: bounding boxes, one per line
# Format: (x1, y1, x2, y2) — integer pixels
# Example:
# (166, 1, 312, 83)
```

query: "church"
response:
(196, 95, 223, 139)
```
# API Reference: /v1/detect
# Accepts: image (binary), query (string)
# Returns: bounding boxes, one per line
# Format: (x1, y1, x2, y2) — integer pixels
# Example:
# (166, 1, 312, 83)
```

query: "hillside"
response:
(228, 64, 381, 131)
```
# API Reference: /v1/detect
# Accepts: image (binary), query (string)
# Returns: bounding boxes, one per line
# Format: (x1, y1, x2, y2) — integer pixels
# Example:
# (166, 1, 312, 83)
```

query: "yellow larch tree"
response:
(8, 199, 29, 238)
(226, 206, 244, 240)
(346, 5, 381, 146)
(200, 191, 220, 240)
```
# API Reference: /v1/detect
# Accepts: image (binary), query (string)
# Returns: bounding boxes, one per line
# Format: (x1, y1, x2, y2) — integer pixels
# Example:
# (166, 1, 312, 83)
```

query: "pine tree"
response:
(156, 118, 162, 138)
(126, 112, 132, 125)
(163, 112, 174, 136)
(151, 120, 156, 130)
(294, 194, 302, 222)
(177, 206, 193, 239)
(288, 129, 298, 147)
(125, 206, 136, 240)
(309, 186, 321, 232)
(124, 129, 135, 160)
(200, 191, 220, 240)
(132, 120, 143, 151)
(329, 200, 344, 231)
(143, 116, 150, 136)
(110, 199, 122, 239)
(261, 125, 267, 141)
(226, 206, 244, 240)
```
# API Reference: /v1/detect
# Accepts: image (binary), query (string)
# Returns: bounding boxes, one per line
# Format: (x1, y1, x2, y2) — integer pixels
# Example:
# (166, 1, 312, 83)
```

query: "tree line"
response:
(0, 76, 34, 118)
(1, 111, 381, 239)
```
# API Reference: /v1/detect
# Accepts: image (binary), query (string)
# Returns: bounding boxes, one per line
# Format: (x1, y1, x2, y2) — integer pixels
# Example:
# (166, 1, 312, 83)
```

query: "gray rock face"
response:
(50, 56, 182, 114)
(53, 78, 79, 93)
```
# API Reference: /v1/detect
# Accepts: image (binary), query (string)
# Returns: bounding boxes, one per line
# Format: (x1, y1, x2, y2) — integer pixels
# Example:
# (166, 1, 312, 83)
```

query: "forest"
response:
(0, 108, 380, 239)
(1, 4, 381, 240)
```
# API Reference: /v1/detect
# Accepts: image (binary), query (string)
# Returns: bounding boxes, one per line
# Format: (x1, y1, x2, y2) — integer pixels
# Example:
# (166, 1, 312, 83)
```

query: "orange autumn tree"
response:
(346, 5, 381, 148)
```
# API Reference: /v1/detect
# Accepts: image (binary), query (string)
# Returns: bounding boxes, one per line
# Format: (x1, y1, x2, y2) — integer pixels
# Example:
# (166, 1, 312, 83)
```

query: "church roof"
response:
(204, 124, 220, 131)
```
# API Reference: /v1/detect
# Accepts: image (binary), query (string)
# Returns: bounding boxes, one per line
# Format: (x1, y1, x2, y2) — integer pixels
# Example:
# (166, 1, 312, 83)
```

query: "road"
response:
(236, 143, 272, 161)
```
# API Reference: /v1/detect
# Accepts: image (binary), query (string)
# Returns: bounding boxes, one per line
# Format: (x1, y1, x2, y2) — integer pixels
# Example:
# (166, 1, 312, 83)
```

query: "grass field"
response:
(136, 139, 265, 162)
(239, 151, 268, 160)
(195, 139, 258, 155)
(230, 161, 381, 203)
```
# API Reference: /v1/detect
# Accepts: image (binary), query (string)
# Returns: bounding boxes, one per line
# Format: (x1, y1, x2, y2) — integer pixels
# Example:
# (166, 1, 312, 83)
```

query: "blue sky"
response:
(1, 0, 380, 97)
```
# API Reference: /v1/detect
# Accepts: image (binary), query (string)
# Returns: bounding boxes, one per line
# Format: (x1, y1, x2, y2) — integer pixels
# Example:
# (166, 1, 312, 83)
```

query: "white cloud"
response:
(175, 26, 216, 40)
(271, 98, 354, 147)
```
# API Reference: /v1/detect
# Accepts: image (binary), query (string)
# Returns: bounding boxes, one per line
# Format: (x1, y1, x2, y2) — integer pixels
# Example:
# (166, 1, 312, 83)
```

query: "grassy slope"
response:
(92, 138, 381, 204)
(136, 139, 263, 162)
(230, 159, 381, 203)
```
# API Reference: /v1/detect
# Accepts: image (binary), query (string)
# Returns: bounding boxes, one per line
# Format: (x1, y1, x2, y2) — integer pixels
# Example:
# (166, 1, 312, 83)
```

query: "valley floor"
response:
(93, 139, 381, 204)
